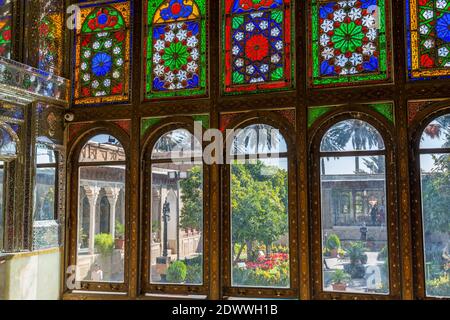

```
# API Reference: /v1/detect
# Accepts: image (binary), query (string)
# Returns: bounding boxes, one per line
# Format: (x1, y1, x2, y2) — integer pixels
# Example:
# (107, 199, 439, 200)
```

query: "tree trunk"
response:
(233, 243, 246, 265)
(246, 240, 253, 259)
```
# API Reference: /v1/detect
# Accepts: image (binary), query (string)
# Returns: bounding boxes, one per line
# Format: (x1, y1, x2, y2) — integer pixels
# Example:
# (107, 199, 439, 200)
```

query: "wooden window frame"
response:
(65, 122, 130, 294)
(309, 108, 402, 300)
(409, 102, 450, 300)
(221, 112, 299, 298)
(140, 117, 210, 296)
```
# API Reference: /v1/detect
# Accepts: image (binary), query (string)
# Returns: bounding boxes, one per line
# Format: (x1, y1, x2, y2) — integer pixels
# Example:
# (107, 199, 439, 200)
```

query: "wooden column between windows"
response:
(209, 0, 221, 300)
(392, 0, 414, 300)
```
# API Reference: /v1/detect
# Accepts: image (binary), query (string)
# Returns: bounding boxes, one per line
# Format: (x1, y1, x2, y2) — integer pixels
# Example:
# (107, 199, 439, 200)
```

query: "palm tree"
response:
(422, 115, 450, 148)
(233, 124, 281, 156)
(321, 120, 384, 174)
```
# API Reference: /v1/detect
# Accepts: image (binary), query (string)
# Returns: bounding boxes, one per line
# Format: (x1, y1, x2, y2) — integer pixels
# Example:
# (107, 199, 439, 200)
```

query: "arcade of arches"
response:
(0, 0, 449, 300)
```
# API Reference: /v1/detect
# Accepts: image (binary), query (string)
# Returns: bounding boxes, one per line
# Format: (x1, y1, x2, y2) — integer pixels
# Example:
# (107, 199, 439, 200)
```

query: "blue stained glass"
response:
(436, 13, 450, 43)
(92, 52, 113, 77)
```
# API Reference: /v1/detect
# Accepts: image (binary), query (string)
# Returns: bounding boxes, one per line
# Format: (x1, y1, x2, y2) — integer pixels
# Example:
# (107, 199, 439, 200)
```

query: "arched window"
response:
(318, 119, 389, 295)
(143, 128, 205, 292)
(309, 0, 392, 87)
(146, 0, 207, 99)
(419, 114, 450, 298)
(75, 134, 126, 286)
(34, 143, 57, 221)
(73, 0, 131, 105)
(227, 124, 291, 292)
(223, 0, 294, 93)
(407, 0, 450, 79)
(0, 0, 12, 59)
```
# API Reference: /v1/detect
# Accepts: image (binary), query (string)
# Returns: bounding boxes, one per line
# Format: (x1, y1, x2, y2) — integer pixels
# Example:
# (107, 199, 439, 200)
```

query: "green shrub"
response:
(331, 269, 351, 284)
(347, 242, 368, 265)
(94, 233, 114, 255)
(326, 234, 341, 250)
(186, 264, 202, 284)
(167, 261, 187, 283)
(426, 275, 450, 297)
(115, 221, 125, 239)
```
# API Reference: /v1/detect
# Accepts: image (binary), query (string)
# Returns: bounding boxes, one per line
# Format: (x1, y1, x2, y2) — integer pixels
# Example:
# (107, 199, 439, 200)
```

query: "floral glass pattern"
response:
(310, 0, 392, 87)
(407, 0, 450, 79)
(0, 0, 12, 59)
(37, 0, 64, 75)
(73, 0, 131, 105)
(223, 0, 294, 94)
(146, 0, 207, 99)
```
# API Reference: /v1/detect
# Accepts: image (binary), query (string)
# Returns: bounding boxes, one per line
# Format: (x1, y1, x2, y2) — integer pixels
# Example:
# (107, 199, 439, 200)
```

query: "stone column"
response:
(83, 185, 100, 254)
(105, 186, 120, 239)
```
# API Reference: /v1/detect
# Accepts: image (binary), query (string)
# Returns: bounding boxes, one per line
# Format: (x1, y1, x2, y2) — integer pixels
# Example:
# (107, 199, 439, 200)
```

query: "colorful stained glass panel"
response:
(0, 0, 12, 59)
(310, 0, 392, 87)
(223, 0, 294, 94)
(146, 0, 207, 99)
(37, 0, 64, 75)
(73, 0, 131, 105)
(407, 0, 450, 79)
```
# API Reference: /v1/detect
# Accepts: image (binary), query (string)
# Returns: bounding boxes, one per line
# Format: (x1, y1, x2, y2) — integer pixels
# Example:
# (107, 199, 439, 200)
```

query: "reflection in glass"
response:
(420, 116, 450, 298)
(150, 162, 204, 285)
(0, 126, 16, 157)
(34, 144, 57, 221)
(230, 124, 289, 288)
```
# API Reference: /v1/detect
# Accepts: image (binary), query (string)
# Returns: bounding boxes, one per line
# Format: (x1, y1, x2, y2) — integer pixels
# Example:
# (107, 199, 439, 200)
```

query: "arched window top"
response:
(227, 0, 283, 13)
(0, 124, 17, 158)
(420, 114, 450, 149)
(36, 143, 56, 165)
(151, 128, 202, 160)
(153, 0, 201, 24)
(79, 134, 125, 163)
(82, 6, 126, 32)
(231, 123, 287, 156)
(320, 119, 385, 153)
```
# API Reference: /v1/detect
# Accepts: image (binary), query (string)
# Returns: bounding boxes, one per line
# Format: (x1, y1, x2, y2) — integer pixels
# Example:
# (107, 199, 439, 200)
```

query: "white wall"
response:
(0, 248, 61, 300)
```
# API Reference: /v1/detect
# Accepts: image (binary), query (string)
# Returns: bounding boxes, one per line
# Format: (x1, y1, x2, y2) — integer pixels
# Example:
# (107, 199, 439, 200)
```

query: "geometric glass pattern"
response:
(310, 0, 392, 87)
(37, 0, 64, 75)
(407, 0, 450, 79)
(146, 0, 207, 99)
(223, 0, 294, 94)
(73, 0, 131, 105)
(0, 0, 12, 59)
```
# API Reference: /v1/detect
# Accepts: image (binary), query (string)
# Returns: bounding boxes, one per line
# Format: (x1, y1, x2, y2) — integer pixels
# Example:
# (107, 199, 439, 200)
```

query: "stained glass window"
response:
(146, 0, 207, 99)
(223, 0, 294, 94)
(73, 0, 131, 105)
(407, 0, 450, 80)
(310, 0, 392, 87)
(37, 0, 64, 75)
(0, 0, 12, 59)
